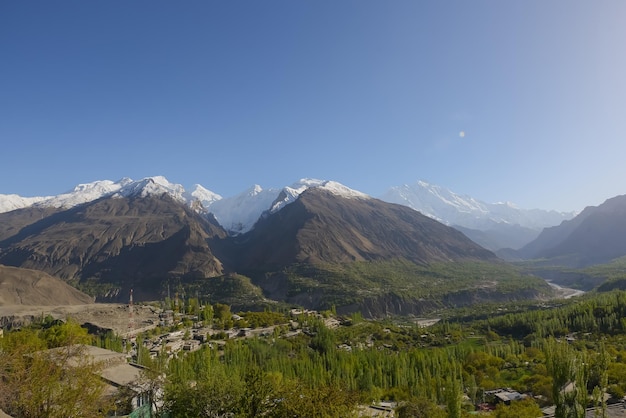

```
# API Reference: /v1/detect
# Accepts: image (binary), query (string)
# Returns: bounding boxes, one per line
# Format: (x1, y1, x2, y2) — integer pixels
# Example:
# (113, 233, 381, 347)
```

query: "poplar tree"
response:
(545, 338, 589, 418)
(0, 326, 111, 418)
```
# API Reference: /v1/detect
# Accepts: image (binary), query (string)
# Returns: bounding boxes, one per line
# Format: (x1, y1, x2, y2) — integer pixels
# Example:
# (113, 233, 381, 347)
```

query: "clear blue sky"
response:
(1, 1, 625, 212)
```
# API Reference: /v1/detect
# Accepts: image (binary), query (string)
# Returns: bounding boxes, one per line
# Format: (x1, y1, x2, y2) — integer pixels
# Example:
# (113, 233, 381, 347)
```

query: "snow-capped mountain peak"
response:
(36, 179, 126, 209)
(0, 194, 46, 213)
(206, 184, 280, 235)
(1, 177, 370, 236)
(0, 176, 223, 214)
(0, 176, 575, 249)
(115, 176, 187, 203)
(248, 184, 264, 195)
(188, 184, 222, 208)
(270, 178, 369, 213)
(319, 180, 370, 199)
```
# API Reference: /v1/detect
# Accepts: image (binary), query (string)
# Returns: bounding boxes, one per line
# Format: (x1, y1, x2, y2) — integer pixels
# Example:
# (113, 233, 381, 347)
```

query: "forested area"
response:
(136, 290, 626, 417)
(0, 319, 112, 417)
(4, 290, 626, 417)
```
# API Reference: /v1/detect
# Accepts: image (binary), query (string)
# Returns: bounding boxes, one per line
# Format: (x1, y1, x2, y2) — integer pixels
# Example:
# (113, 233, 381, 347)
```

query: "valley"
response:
(3, 1, 623, 416)
(1, 176, 626, 417)
(5, 280, 626, 417)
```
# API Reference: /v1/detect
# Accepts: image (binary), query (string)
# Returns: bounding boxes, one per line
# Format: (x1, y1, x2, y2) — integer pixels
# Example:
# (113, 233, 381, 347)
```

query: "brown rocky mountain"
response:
(0, 206, 63, 242)
(515, 194, 626, 267)
(0, 264, 93, 306)
(0, 187, 536, 312)
(209, 189, 546, 315)
(0, 194, 226, 301)
(215, 188, 498, 271)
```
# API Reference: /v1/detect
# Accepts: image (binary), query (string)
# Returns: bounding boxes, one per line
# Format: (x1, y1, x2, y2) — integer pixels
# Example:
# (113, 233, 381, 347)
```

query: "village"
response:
(78, 301, 626, 418)
(3, 297, 626, 418)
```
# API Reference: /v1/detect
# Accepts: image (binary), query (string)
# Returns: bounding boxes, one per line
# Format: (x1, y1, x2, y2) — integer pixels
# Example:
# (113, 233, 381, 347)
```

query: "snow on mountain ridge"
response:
(36, 179, 126, 209)
(0, 176, 218, 213)
(0, 176, 574, 241)
(115, 176, 188, 203)
(207, 185, 280, 235)
(270, 178, 369, 213)
(189, 184, 222, 208)
(0, 194, 46, 213)
(200, 178, 371, 235)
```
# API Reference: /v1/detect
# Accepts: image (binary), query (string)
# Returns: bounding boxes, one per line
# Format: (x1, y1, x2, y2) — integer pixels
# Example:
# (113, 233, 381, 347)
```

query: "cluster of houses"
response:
(7, 305, 617, 418)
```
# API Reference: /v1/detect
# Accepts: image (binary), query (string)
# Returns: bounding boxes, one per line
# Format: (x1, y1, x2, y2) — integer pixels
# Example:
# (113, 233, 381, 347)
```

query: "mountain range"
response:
(0, 176, 556, 314)
(0, 177, 574, 250)
(507, 194, 626, 268)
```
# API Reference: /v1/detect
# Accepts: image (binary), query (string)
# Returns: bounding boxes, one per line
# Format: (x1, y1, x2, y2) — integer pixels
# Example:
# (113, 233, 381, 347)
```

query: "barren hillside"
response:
(0, 264, 93, 306)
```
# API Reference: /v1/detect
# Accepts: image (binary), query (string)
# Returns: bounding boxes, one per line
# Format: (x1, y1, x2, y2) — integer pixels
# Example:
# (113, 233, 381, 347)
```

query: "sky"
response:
(1, 1, 625, 212)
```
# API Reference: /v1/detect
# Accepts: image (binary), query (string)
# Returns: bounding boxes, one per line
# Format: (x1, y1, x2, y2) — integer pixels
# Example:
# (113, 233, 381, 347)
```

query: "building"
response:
(494, 390, 526, 405)
(42, 344, 154, 417)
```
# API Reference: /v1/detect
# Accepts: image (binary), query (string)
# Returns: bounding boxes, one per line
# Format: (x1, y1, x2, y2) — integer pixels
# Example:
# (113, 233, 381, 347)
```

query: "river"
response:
(546, 281, 585, 299)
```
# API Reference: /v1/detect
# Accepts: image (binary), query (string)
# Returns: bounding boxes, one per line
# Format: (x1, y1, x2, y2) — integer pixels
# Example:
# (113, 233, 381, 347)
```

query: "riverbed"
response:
(546, 281, 585, 299)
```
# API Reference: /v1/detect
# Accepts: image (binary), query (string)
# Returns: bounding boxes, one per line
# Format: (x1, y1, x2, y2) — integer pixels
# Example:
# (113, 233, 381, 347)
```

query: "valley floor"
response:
(0, 303, 160, 335)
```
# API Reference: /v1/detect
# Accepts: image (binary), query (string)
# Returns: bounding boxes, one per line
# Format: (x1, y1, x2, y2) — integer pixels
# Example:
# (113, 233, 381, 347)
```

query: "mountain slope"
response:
(516, 195, 626, 267)
(211, 189, 551, 315)
(455, 224, 541, 252)
(0, 193, 227, 301)
(0, 181, 554, 314)
(221, 188, 497, 272)
(0, 176, 220, 215)
(1, 177, 573, 249)
(206, 179, 369, 235)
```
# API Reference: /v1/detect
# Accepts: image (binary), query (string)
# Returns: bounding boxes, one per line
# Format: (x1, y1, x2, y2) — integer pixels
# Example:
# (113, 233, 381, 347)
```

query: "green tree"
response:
(43, 318, 91, 348)
(274, 382, 359, 418)
(201, 303, 214, 326)
(213, 303, 232, 329)
(445, 374, 462, 418)
(164, 358, 245, 417)
(396, 397, 446, 418)
(545, 339, 589, 418)
(494, 399, 542, 418)
(0, 330, 111, 418)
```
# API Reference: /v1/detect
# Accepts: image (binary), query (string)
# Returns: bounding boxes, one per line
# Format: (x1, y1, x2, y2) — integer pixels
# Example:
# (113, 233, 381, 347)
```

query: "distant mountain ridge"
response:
(512, 194, 626, 267)
(0, 176, 547, 315)
(1, 177, 572, 245)
(0, 192, 226, 301)
(381, 181, 575, 250)
(215, 188, 495, 272)
(0, 177, 369, 236)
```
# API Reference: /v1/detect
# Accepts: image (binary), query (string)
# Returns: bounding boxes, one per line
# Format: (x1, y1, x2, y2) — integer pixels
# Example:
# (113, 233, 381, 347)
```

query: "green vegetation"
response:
(121, 290, 626, 416)
(179, 273, 276, 310)
(519, 255, 626, 291)
(173, 290, 626, 416)
(74, 277, 120, 298)
(278, 259, 553, 312)
(0, 319, 112, 417)
(163, 260, 555, 317)
(10, 286, 626, 416)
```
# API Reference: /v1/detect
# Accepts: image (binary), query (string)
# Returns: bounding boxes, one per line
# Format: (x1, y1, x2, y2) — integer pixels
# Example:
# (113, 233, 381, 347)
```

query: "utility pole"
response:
(128, 288, 135, 338)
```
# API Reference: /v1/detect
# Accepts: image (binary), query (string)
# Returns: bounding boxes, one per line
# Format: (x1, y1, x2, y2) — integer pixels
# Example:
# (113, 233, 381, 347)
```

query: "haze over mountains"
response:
(509, 194, 626, 268)
(382, 181, 575, 250)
